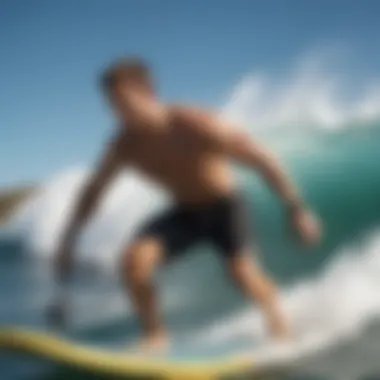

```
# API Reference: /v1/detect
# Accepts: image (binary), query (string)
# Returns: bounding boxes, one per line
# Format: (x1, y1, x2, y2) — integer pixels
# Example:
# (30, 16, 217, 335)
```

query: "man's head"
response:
(100, 58, 155, 117)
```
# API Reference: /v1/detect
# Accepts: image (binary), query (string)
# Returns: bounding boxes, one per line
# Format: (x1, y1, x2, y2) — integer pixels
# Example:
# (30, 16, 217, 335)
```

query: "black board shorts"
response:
(135, 194, 252, 260)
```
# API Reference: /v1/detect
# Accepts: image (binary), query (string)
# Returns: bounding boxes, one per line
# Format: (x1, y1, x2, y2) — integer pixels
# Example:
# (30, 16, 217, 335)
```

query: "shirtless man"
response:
(54, 58, 321, 351)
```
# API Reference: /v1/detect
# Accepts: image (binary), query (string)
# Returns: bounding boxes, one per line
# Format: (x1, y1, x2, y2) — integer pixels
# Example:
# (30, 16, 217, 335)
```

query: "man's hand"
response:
(289, 207, 322, 247)
(54, 241, 74, 283)
(51, 135, 124, 281)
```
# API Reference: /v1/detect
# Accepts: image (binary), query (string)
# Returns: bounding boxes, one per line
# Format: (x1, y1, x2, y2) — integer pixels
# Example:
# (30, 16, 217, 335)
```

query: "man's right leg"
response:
(121, 236, 168, 351)
(120, 205, 204, 351)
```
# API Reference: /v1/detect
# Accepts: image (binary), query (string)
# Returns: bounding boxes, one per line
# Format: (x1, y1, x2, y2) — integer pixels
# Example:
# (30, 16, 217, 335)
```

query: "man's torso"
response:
(117, 106, 236, 205)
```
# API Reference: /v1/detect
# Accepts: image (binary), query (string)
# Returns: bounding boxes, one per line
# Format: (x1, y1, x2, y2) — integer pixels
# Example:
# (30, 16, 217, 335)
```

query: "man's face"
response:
(109, 80, 132, 117)
(108, 79, 152, 121)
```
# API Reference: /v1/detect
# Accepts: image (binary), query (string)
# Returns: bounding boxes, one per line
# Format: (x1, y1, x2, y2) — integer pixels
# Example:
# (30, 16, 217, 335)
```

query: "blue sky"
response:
(1, 0, 380, 187)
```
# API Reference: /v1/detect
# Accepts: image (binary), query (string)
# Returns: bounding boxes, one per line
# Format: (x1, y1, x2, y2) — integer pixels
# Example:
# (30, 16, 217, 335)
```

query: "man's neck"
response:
(121, 100, 168, 133)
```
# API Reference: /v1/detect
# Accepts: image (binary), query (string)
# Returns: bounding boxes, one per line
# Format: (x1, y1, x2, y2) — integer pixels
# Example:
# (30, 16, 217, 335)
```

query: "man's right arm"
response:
(55, 136, 125, 281)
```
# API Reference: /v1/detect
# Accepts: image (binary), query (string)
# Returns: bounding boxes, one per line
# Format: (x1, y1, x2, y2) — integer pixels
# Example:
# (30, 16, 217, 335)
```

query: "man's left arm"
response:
(224, 131, 304, 211)
(182, 109, 303, 210)
(226, 131, 322, 246)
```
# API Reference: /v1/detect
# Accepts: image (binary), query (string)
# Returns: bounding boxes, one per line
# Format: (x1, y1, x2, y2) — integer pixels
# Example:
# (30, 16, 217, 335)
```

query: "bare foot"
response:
(273, 327, 293, 342)
(268, 317, 293, 342)
(136, 331, 171, 355)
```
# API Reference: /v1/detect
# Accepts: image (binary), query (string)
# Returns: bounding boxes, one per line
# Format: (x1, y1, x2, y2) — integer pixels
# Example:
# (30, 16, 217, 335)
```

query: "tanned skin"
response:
(53, 60, 321, 352)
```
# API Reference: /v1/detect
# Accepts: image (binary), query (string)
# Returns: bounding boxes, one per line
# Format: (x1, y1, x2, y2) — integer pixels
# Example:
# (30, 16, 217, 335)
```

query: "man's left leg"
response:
(227, 250, 291, 340)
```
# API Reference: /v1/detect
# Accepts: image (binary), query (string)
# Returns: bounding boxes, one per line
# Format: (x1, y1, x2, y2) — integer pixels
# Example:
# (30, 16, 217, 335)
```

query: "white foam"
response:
(222, 52, 380, 132)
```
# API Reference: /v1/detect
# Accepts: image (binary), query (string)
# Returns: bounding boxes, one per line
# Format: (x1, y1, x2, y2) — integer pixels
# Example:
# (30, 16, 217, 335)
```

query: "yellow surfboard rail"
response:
(0, 327, 256, 379)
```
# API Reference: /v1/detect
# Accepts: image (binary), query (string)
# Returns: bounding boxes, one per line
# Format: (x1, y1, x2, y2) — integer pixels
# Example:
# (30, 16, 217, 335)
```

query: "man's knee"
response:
(122, 237, 163, 284)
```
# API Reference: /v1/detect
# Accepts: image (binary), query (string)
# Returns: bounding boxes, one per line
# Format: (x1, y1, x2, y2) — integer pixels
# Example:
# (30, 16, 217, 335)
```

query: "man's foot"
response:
(136, 330, 171, 354)
(269, 318, 293, 342)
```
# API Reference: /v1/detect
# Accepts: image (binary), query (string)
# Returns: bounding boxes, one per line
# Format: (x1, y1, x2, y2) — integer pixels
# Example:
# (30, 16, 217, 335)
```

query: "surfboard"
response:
(0, 327, 260, 379)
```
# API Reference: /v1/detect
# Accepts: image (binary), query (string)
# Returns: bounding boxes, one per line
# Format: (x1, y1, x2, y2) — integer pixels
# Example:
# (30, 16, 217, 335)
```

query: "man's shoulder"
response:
(168, 105, 220, 134)
(169, 104, 214, 122)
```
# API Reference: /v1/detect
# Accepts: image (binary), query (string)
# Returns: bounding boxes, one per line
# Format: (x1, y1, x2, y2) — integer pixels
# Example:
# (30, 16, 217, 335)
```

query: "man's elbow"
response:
(251, 148, 279, 176)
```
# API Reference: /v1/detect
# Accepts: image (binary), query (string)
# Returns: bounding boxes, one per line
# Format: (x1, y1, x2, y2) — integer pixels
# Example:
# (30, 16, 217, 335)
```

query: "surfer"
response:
(52, 58, 321, 352)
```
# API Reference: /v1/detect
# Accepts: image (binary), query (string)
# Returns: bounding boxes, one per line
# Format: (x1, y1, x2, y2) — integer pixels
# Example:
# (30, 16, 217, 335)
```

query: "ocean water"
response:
(2, 56, 380, 380)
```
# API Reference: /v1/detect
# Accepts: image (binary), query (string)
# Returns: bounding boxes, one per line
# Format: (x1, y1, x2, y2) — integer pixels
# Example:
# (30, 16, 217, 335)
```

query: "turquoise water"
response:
(1, 125, 380, 379)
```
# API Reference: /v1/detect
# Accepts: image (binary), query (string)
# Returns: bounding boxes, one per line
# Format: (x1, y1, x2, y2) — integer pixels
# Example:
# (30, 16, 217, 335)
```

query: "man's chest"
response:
(130, 130, 202, 171)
